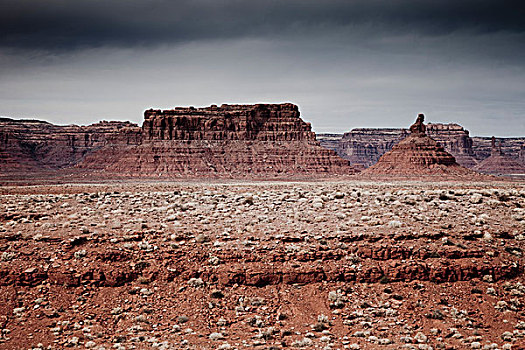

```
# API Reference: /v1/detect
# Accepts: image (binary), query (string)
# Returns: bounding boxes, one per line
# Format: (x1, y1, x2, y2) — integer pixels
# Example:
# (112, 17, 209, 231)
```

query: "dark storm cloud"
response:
(1, 0, 524, 137)
(1, 0, 524, 51)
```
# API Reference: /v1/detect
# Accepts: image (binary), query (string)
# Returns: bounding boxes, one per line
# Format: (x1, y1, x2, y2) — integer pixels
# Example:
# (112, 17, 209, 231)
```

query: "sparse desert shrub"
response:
(292, 337, 313, 347)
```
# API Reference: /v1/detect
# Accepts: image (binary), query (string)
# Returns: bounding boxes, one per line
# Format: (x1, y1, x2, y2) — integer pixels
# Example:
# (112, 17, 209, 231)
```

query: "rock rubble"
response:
(0, 180, 523, 349)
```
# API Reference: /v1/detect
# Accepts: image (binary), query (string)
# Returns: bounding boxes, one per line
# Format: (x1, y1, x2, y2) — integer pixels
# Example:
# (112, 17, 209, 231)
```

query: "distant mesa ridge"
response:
(1, 103, 357, 177)
(318, 120, 524, 174)
(0, 118, 141, 172)
(2, 105, 524, 177)
(473, 136, 525, 175)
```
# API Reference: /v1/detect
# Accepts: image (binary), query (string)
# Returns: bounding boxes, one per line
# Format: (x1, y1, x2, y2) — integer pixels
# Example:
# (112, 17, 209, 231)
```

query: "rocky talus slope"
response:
(79, 103, 356, 177)
(0, 181, 524, 349)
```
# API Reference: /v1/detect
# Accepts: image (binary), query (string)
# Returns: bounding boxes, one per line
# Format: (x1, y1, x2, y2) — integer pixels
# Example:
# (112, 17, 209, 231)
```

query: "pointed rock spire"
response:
(363, 114, 477, 176)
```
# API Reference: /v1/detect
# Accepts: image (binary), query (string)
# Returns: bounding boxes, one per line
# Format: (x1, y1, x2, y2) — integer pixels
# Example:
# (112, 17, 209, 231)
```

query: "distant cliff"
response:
(471, 137, 525, 161)
(0, 118, 141, 172)
(317, 124, 525, 170)
(335, 128, 408, 168)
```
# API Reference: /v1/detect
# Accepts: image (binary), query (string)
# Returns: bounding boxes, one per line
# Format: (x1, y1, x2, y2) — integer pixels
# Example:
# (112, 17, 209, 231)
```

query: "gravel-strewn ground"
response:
(0, 181, 524, 350)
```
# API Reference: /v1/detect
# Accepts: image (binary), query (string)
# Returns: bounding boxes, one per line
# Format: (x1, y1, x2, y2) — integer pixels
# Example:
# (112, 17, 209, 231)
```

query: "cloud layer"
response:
(1, 0, 524, 50)
(1, 0, 524, 136)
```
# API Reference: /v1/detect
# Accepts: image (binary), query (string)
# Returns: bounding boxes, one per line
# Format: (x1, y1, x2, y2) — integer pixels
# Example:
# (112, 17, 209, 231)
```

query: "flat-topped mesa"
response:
(142, 103, 316, 142)
(363, 114, 477, 176)
(78, 103, 357, 177)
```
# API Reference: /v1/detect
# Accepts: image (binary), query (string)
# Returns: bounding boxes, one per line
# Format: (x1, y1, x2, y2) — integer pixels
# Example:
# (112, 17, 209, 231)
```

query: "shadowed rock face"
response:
(79, 103, 358, 177)
(471, 137, 525, 163)
(0, 118, 141, 172)
(142, 103, 316, 142)
(473, 137, 525, 175)
(363, 115, 476, 176)
(409, 114, 426, 134)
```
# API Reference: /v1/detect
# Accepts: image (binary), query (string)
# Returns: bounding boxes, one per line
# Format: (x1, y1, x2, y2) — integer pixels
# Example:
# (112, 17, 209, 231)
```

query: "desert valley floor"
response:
(0, 180, 524, 350)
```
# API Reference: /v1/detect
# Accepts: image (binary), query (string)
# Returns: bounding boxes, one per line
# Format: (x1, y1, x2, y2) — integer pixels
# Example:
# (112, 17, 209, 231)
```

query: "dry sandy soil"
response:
(0, 180, 524, 350)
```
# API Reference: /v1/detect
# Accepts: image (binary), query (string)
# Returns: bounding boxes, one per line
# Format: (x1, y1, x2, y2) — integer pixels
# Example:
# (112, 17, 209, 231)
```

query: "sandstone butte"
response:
(363, 114, 480, 177)
(75, 103, 358, 177)
(473, 137, 525, 175)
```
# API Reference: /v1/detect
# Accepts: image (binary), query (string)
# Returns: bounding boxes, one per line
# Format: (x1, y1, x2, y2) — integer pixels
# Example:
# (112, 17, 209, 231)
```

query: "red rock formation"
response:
(472, 136, 525, 163)
(363, 114, 477, 176)
(0, 118, 141, 173)
(426, 123, 477, 168)
(335, 129, 409, 168)
(331, 122, 478, 169)
(473, 137, 525, 175)
(79, 103, 357, 176)
(142, 103, 316, 142)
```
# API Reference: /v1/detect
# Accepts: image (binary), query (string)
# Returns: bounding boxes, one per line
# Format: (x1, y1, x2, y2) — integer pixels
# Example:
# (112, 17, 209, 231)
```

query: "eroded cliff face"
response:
(471, 137, 525, 162)
(426, 123, 477, 168)
(0, 118, 141, 173)
(79, 103, 356, 176)
(142, 103, 316, 142)
(337, 129, 408, 168)
(317, 133, 342, 152)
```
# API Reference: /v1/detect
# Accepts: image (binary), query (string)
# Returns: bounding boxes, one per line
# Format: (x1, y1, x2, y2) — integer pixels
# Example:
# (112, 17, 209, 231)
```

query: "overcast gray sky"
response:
(1, 0, 524, 136)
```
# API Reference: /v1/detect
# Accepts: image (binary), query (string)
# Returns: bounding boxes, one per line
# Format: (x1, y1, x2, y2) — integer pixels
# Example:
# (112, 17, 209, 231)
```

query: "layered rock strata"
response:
(332, 122, 478, 168)
(473, 137, 525, 175)
(0, 118, 141, 173)
(471, 137, 525, 162)
(363, 114, 476, 176)
(336, 129, 409, 168)
(79, 103, 356, 176)
(426, 123, 477, 167)
(1, 104, 357, 177)
(316, 133, 343, 152)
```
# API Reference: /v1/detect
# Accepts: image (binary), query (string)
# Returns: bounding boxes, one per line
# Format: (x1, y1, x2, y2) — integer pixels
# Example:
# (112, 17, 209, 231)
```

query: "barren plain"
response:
(0, 180, 524, 350)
